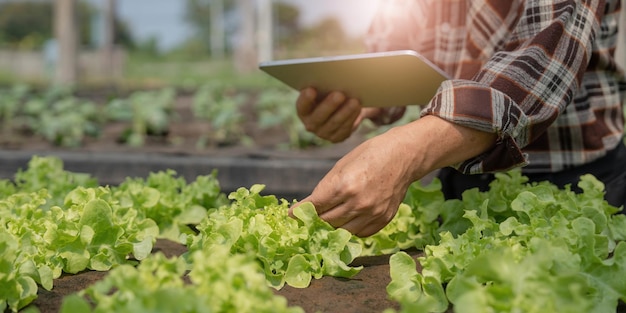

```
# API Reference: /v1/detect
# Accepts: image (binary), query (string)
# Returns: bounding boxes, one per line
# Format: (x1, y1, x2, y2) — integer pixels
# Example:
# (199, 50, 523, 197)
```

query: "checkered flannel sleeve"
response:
(366, 0, 616, 174)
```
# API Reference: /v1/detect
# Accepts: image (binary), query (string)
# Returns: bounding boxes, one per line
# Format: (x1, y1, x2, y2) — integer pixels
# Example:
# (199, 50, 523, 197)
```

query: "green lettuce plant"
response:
(111, 169, 228, 241)
(386, 172, 626, 313)
(60, 247, 304, 313)
(3, 156, 626, 313)
(0, 157, 158, 312)
(192, 82, 251, 147)
(256, 87, 327, 149)
(184, 185, 363, 289)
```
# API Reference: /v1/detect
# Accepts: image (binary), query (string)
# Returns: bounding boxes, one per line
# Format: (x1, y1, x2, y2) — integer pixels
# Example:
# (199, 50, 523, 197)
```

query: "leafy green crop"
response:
(3, 156, 626, 313)
(0, 157, 158, 312)
(184, 184, 363, 289)
(61, 247, 304, 313)
(0, 186, 160, 312)
(112, 169, 229, 241)
(386, 172, 626, 313)
(2, 156, 98, 207)
(0, 227, 39, 312)
(0, 157, 364, 311)
(192, 82, 251, 147)
(104, 88, 177, 147)
(256, 87, 328, 149)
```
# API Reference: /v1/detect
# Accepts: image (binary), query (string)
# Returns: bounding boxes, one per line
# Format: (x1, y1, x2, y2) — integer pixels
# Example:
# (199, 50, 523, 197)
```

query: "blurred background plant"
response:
(105, 88, 177, 147)
(192, 82, 251, 148)
(0, 85, 104, 147)
(0, 83, 345, 151)
(256, 87, 327, 149)
(0, 84, 29, 142)
(35, 93, 103, 147)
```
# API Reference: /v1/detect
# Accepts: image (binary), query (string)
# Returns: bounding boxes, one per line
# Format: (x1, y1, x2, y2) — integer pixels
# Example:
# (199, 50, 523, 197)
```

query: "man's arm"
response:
(291, 101, 496, 237)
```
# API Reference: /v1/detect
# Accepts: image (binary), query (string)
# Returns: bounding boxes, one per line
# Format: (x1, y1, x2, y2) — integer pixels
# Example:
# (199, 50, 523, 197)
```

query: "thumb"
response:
(288, 196, 312, 219)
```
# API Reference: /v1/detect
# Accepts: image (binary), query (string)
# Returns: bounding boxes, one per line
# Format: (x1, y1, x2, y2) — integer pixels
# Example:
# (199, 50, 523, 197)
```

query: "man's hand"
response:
(290, 128, 417, 237)
(296, 88, 382, 143)
(289, 115, 497, 237)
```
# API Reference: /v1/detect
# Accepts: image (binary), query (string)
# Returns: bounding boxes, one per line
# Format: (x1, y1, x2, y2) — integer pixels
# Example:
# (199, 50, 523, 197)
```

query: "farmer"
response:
(290, 0, 626, 237)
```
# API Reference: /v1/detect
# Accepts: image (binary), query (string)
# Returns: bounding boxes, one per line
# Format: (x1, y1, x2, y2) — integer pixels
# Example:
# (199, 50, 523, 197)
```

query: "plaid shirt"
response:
(366, 0, 626, 174)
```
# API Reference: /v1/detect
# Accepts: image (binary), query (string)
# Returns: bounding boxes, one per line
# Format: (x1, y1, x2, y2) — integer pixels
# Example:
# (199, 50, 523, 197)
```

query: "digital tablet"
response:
(258, 50, 450, 107)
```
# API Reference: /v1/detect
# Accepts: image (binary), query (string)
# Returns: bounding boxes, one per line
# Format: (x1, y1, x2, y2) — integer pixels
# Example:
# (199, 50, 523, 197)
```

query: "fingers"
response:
(289, 190, 395, 238)
(296, 88, 362, 143)
(317, 98, 361, 142)
(305, 92, 347, 127)
(341, 216, 380, 238)
(288, 190, 342, 219)
(318, 203, 353, 228)
(290, 195, 356, 231)
(295, 87, 317, 117)
(319, 204, 391, 237)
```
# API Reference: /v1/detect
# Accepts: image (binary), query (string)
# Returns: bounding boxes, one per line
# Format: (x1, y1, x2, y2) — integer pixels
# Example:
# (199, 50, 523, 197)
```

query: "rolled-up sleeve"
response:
(422, 0, 606, 173)
(367, 0, 607, 174)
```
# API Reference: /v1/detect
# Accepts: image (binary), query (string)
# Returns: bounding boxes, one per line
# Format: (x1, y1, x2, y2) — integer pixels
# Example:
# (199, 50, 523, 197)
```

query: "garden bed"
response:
(24, 238, 626, 313)
(0, 88, 418, 312)
(0, 88, 449, 313)
(28, 239, 422, 313)
(0, 89, 372, 199)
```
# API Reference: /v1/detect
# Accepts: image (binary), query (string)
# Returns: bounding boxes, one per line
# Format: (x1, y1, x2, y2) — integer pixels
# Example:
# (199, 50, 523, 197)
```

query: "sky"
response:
(285, 0, 380, 35)
(89, 0, 381, 51)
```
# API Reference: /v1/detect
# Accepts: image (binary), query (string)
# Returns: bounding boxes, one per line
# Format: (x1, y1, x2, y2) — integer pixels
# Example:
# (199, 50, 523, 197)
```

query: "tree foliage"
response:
(0, 1, 134, 50)
(183, 0, 301, 55)
(184, 0, 236, 42)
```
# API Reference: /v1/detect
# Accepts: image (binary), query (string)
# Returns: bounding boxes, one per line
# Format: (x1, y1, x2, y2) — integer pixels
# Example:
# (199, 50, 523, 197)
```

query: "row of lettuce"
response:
(0, 83, 331, 150)
(1, 156, 626, 312)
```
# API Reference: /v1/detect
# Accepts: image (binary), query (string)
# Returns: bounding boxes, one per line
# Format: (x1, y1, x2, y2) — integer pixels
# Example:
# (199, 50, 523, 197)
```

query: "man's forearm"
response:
(384, 115, 498, 181)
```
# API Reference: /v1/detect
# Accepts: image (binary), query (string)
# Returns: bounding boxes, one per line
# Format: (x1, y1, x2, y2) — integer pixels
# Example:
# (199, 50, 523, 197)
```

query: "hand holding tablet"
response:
(258, 50, 449, 108)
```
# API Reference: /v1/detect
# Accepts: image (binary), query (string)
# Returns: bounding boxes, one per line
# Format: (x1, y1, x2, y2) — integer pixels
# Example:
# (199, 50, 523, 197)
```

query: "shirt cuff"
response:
(421, 79, 530, 173)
